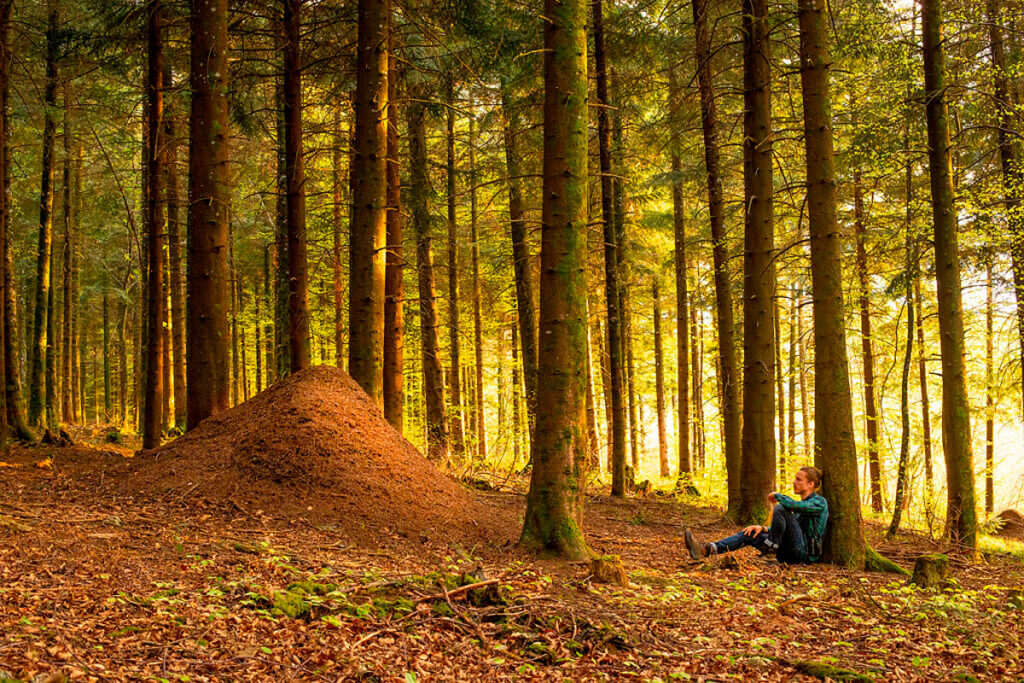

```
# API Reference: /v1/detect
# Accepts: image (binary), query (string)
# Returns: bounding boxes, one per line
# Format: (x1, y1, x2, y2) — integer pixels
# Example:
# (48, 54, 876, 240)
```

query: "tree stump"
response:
(908, 553, 952, 589)
(589, 555, 629, 586)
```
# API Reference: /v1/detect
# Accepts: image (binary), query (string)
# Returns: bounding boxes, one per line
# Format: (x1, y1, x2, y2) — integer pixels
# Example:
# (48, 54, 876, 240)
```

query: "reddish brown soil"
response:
(58, 365, 517, 549)
(995, 509, 1024, 539)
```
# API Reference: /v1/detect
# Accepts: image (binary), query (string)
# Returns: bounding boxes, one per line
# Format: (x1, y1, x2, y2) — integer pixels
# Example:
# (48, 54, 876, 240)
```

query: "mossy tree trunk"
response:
(591, 0, 626, 495)
(500, 80, 538, 456)
(30, 0, 59, 430)
(407, 90, 448, 462)
(653, 279, 669, 477)
(383, 18, 403, 432)
(445, 85, 464, 458)
(186, 0, 231, 429)
(348, 0, 389, 404)
(922, 0, 977, 552)
(284, 0, 310, 373)
(520, 0, 590, 560)
(668, 67, 690, 482)
(691, 0, 741, 516)
(854, 170, 883, 514)
(142, 0, 164, 449)
(737, 0, 777, 526)
(798, 0, 865, 567)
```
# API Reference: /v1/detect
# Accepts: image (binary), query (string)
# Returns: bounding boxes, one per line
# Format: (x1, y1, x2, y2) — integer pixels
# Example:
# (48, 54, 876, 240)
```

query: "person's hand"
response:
(743, 525, 763, 537)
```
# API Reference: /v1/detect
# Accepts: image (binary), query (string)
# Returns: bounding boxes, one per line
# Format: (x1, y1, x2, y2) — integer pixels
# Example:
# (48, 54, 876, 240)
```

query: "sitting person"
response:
(684, 466, 828, 565)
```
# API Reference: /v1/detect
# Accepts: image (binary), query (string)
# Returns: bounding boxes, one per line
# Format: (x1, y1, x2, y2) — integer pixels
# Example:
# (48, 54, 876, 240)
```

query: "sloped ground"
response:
(65, 365, 517, 549)
(2, 443, 1023, 682)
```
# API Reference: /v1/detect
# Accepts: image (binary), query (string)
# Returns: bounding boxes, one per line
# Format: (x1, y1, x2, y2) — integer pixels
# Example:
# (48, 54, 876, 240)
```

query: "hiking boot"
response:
(685, 529, 713, 560)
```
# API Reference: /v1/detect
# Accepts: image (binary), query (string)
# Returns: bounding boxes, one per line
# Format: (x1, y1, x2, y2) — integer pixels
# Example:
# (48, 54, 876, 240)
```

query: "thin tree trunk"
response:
(383, 25, 403, 430)
(511, 324, 521, 465)
(985, 253, 995, 515)
(165, 79, 186, 430)
(142, 0, 164, 449)
(469, 117, 486, 459)
(263, 245, 275, 387)
(186, 0, 231, 429)
(445, 86, 464, 457)
(786, 285, 796, 473)
(653, 279, 669, 477)
(737, 0, 778, 525)
(348, 0, 389, 403)
(854, 170, 883, 513)
(922, 0, 977, 551)
(407, 91, 448, 462)
(332, 106, 345, 369)
(500, 81, 538, 448)
(774, 289, 786, 480)
(914, 274, 933, 490)
(61, 85, 72, 423)
(103, 290, 111, 421)
(691, 0, 741, 516)
(29, 1, 59, 429)
(591, 0, 626, 494)
(520, 0, 590, 559)
(986, 0, 1024, 427)
(229, 224, 238, 404)
(274, 78, 289, 380)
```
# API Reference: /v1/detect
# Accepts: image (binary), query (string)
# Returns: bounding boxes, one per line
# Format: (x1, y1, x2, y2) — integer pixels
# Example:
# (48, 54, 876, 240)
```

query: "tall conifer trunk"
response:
(332, 106, 345, 369)
(798, 0, 865, 566)
(186, 0, 231, 429)
(407, 92, 448, 461)
(500, 81, 538, 449)
(985, 0, 1024, 424)
(0, 0, 10, 450)
(469, 117, 486, 458)
(520, 0, 590, 559)
(922, 0, 977, 551)
(737, 0, 777, 525)
(142, 0, 165, 449)
(445, 89, 464, 457)
(283, 0, 309, 372)
(383, 15, 403, 431)
(854, 170, 883, 513)
(349, 0, 389, 403)
(653, 280, 669, 477)
(29, 0, 59, 429)
(165, 75, 186, 430)
(592, 0, 626, 495)
(691, 0, 741, 515)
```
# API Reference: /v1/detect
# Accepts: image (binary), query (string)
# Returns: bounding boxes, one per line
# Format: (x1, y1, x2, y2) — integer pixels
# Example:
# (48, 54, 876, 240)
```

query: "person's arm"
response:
(772, 493, 827, 514)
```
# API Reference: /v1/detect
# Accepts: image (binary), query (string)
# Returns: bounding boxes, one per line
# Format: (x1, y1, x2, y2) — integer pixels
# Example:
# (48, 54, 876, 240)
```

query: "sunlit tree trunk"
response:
(774, 291, 786, 480)
(142, 0, 165, 448)
(348, 0, 389, 403)
(798, 0, 865, 566)
(691, 0, 741, 516)
(854, 170, 883, 513)
(520, 0, 590, 559)
(985, 254, 995, 515)
(165, 73, 186, 430)
(284, 0, 310, 372)
(29, 0, 59, 429)
(986, 0, 1024, 426)
(332, 106, 345, 370)
(922, 0, 977, 551)
(186, 0, 231, 429)
(591, 0, 626, 494)
(468, 117, 486, 458)
(383, 18, 403, 431)
(407, 91, 448, 461)
(500, 81, 538, 451)
(653, 279, 669, 477)
(60, 85, 73, 425)
(914, 274, 933, 490)
(445, 86, 465, 457)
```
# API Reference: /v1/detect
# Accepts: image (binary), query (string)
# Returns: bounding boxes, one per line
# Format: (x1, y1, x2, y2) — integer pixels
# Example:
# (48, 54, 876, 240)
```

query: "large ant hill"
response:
(123, 365, 513, 547)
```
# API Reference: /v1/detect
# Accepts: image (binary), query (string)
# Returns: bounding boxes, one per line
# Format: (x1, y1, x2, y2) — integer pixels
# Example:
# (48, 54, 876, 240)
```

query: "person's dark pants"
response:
(712, 505, 809, 564)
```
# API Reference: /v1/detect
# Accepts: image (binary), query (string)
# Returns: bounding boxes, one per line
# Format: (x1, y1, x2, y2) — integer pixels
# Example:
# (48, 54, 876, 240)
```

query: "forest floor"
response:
(2, 434, 1024, 682)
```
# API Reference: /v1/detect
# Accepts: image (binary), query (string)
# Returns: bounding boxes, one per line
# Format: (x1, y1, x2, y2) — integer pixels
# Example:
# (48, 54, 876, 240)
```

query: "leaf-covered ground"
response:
(2, 442, 1023, 682)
